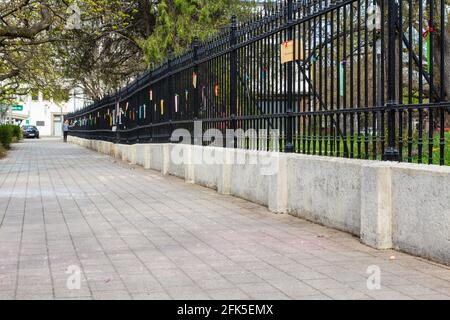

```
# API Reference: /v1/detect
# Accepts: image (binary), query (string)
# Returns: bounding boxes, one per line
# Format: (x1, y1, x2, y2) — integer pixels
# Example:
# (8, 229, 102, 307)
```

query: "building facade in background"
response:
(3, 88, 87, 137)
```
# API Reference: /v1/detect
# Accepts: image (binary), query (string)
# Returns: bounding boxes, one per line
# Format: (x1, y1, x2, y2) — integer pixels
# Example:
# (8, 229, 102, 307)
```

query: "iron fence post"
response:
(285, 0, 295, 153)
(384, 0, 400, 161)
(230, 15, 238, 149)
(167, 53, 173, 143)
(192, 37, 200, 145)
(116, 90, 121, 144)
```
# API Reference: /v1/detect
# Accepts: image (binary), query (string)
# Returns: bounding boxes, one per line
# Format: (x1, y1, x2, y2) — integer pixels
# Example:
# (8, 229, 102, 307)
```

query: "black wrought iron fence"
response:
(67, 0, 450, 166)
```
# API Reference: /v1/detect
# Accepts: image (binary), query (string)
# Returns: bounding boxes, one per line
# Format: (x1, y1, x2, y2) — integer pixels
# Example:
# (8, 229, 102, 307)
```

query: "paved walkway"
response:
(0, 139, 449, 300)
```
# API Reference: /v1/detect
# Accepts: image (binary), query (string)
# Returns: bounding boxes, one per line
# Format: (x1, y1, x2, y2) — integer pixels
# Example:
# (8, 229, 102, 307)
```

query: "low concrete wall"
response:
(149, 144, 164, 172)
(192, 145, 221, 190)
(68, 136, 450, 266)
(391, 164, 450, 264)
(134, 144, 151, 168)
(229, 150, 271, 206)
(168, 144, 186, 179)
(286, 155, 362, 235)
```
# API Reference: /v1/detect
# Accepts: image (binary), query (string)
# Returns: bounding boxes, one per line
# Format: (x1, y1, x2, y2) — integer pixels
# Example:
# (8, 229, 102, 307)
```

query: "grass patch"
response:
(238, 131, 450, 166)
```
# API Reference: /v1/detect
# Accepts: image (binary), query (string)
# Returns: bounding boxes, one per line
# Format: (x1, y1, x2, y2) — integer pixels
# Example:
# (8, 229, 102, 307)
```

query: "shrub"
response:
(0, 144, 6, 159)
(5, 124, 22, 143)
(10, 125, 22, 140)
(0, 125, 13, 149)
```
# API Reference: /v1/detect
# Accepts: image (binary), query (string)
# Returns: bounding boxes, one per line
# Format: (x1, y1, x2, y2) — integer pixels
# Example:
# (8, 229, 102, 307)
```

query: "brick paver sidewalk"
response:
(0, 139, 449, 300)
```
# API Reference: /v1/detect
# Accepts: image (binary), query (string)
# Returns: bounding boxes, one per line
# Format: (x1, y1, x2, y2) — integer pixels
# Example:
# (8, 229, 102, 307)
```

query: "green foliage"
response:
(1, 0, 253, 101)
(290, 130, 450, 166)
(10, 125, 22, 141)
(0, 124, 21, 148)
(0, 1, 71, 102)
(0, 125, 13, 149)
(137, 0, 253, 66)
(0, 144, 6, 159)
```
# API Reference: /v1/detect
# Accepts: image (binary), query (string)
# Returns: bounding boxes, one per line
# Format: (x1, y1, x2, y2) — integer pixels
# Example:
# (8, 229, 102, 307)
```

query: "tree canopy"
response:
(0, 0, 254, 103)
(0, 0, 67, 103)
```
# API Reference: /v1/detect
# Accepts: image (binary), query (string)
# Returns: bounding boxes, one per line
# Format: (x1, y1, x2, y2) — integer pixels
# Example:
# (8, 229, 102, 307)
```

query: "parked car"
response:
(22, 125, 40, 139)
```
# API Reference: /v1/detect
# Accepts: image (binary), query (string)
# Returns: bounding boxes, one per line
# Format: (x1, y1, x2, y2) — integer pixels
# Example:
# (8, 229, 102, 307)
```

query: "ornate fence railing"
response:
(67, 0, 450, 165)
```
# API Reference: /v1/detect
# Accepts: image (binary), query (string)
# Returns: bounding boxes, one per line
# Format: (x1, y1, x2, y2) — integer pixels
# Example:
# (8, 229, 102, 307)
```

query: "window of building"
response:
(36, 121, 45, 127)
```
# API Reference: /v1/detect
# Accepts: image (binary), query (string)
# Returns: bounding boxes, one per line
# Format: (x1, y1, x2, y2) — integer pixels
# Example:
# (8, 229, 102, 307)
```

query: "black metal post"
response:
(116, 89, 121, 144)
(285, 0, 294, 153)
(136, 79, 140, 144)
(230, 15, 238, 149)
(167, 52, 173, 143)
(192, 37, 200, 145)
(384, 0, 399, 161)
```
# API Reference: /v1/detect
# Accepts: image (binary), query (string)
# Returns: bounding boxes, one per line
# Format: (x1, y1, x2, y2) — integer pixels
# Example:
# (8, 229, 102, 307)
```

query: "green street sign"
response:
(11, 105, 24, 111)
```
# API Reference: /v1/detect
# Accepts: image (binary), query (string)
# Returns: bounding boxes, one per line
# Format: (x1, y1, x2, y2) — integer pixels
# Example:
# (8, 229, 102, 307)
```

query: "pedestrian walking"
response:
(63, 120, 71, 142)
